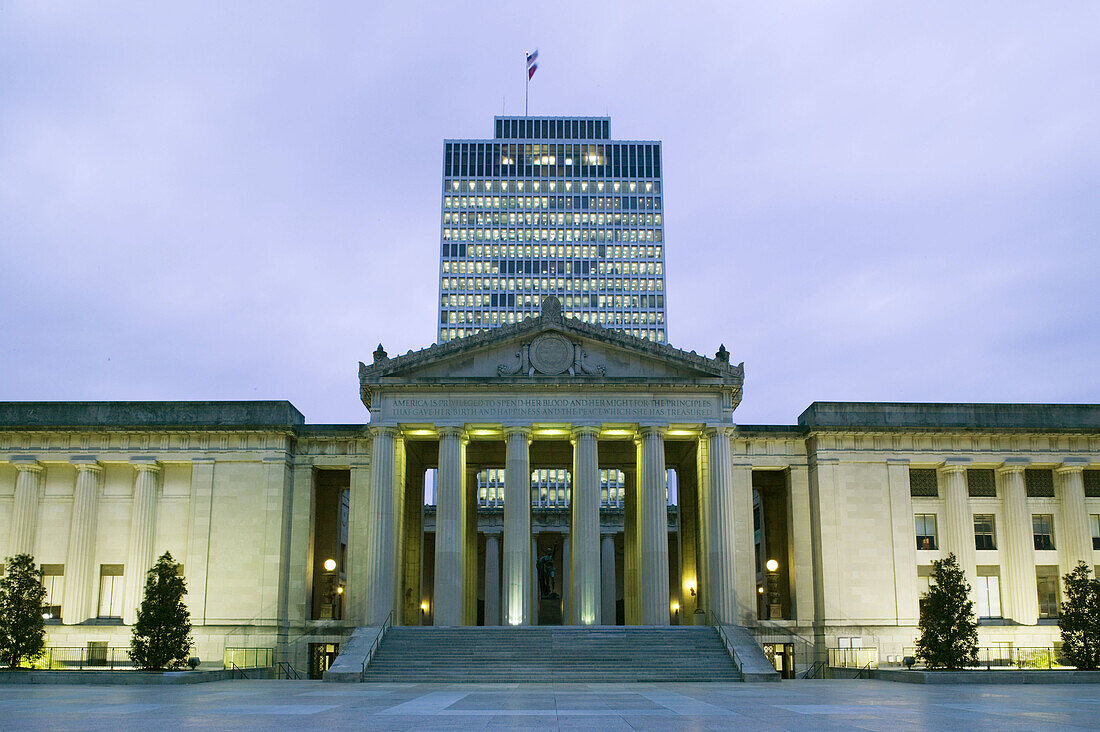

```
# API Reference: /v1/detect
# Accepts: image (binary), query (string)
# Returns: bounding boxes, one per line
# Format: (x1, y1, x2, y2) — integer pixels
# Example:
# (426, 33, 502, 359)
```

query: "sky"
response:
(2, 2, 1099, 425)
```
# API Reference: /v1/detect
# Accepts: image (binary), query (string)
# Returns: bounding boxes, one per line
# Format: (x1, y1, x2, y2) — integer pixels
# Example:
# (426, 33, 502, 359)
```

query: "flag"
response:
(526, 49, 538, 80)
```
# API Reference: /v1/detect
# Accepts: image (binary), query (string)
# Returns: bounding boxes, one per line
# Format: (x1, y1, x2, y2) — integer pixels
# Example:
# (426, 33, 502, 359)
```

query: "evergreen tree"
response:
(1059, 561, 1100, 670)
(915, 553, 979, 669)
(0, 554, 47, 669)
(129, 552, 193, 670)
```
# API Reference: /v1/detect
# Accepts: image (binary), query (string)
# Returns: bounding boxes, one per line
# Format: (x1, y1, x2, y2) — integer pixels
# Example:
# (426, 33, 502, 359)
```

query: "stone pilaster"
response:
(344, 460, 371, 625)
(601, 533, 617, 624)
(123, 459, 161, 625)
(623, 467, 638, 624)
(434, 426, 468, 625)
(63, 458, 102, 624)
(1056, 459, 1093, 579)
(484, 532, 500, 626)
(503, 426, 532, 625)
(638, 426, 670, 625)
(998, 460, 1038, 625)
(8, 459, 43, 557)
(939, 460, 977, 587)
(705, 427, 737, 625)
(570, 425, 601, 625)
(364, 426, 398, 625)
(885, 459, 919, 625)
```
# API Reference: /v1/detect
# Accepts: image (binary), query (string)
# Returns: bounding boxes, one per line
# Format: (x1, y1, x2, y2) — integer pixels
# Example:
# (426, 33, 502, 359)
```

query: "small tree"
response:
(915, 553, 979, 670)
(0, 554, 47, 669)
(1059, 561, 1100, 670)
(129, 552, 193, 670)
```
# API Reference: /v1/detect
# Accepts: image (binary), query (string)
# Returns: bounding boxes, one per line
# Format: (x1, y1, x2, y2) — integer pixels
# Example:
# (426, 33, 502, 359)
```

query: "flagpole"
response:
(525, 57, 529, 116)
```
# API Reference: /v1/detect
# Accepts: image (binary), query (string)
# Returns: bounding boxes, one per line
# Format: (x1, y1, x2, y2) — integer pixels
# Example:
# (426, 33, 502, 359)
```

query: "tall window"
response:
(1032, 514, 1055, 551)
(975, 570, 1002, 619)
(974, 515, 997, 550)
(915, 514, 938, 550)
(1036, 567, 1060, 618)
(97, 565, 124, 619)
(41, 564, 64, 620)
(1092, 515, 1100, 551)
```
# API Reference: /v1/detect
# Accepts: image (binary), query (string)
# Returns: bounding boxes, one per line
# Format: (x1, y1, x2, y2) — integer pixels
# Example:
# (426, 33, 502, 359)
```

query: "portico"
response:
(352, 296, 747, 628)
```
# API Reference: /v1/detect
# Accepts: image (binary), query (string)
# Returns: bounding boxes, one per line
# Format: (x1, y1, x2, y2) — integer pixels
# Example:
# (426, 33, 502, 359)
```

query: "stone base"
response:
(538, 597, 563, 625)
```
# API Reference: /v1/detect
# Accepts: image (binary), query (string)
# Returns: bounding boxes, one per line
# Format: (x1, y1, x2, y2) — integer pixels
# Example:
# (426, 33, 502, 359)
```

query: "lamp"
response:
(766, 559, 781, 620)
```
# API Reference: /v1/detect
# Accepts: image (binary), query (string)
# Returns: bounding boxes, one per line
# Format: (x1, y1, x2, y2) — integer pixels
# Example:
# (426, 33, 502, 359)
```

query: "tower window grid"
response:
(437, 116, 667, 344)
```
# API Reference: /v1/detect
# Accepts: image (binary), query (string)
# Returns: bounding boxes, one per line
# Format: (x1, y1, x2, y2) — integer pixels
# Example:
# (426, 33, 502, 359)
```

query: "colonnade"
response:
(5, 456, 162, 626)
(355, 423, 745, 628)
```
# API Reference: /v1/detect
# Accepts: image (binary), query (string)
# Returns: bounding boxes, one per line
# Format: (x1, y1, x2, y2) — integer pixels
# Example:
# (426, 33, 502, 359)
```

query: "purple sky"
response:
(2, 3, 1098, 425)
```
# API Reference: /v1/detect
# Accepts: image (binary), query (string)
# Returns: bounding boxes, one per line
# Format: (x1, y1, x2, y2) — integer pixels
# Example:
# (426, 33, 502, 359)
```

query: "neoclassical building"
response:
(2, 298, 1098, 676)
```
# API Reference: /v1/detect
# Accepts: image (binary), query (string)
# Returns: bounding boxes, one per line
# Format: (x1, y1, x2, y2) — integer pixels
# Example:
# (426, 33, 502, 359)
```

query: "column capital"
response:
(571, 425, 601, 441)
(369, 425, 399, 439)
(436, 425, 468, 442)
(638, 425, 667, 438)
(996, 457, 1030, 474)
(130, 457, 161, 474)
(71, 456, 102, 473)
(939, 458, 970, 474)
(503, 425, 533, 441)
(703, 426, 731, 439)
(11, 457, 43, 473)
(1056, 457, 1090, 474)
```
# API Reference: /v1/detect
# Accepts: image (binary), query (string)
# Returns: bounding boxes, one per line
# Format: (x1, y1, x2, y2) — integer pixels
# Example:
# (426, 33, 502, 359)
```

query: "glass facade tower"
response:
(437, 116, 667, 343)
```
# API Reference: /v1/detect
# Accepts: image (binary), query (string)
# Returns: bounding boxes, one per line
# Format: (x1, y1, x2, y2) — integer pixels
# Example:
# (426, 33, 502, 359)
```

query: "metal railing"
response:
(360, 610, 393, 680)
(901, 646, 1058, 670)
(712, 622, 745, 679)
(827, 647, 879, 669)
(275, 661, 302, 680)
(802, 660, 826, 679)
(224, 647, 273, 669)
(39, 647, 136, 670)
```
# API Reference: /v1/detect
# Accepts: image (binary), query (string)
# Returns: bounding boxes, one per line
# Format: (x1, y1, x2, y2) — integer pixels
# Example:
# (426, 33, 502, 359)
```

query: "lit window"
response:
(915, 514, 938, 550)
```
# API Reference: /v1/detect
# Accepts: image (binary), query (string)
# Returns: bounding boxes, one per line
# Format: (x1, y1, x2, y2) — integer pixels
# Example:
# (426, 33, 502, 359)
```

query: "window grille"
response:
(967, 469, 996, 497)
(1025, 469, 1054, 497)
(909, 469, 938, 498)
(1083, 470, 1100, 498)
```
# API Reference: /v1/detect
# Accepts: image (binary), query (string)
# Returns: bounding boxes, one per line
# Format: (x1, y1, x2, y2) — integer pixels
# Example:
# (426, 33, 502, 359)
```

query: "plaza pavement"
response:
(2, 678, 1098, 730)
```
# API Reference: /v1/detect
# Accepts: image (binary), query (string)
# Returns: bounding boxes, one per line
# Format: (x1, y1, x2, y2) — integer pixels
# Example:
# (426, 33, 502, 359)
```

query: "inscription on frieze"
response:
(383, 395, 720, 421)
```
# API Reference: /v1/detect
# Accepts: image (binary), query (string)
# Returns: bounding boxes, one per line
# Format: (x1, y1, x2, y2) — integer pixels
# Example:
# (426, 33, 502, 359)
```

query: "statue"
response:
(536, 546, 558, 599)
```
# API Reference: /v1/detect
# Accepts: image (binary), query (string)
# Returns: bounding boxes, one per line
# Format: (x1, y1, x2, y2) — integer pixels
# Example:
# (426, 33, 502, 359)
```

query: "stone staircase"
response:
(360, 625, 744, 682)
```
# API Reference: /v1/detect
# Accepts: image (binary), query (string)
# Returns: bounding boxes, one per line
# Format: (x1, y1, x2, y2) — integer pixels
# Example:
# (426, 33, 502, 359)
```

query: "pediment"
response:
(359, 299, 742, 386)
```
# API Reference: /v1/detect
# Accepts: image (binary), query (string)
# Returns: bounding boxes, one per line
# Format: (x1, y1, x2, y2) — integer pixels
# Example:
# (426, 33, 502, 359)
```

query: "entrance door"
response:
(309, 643, 340, 680)
(762, 642, 795, 679)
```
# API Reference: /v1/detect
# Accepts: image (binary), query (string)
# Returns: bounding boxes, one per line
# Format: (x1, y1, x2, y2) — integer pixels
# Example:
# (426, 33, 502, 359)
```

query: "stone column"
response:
(484, 532, 500, 625)
(562, 535, 571, 621)
(939, 461, 977, 587)
(623, 467, 638, 624)
(344, 461, 371, 624)
(601, 534, 616, 625)
(1056, 460, 1093, 577)
(123, 459, 161, 625)
(786, 463, 816, 624)
(464, 465, 478, 626)
(705, 427, 737, 625)
(434, 427, 467, 625)
(8, 459, 43, 557)
(503, 427, 532, 625)
(63, 458, 102, 624)
(638, 426, 670, 625)
(365, 426, 399, 625)
(998, 460, 1037, 625)
(570, 425, 601, 625)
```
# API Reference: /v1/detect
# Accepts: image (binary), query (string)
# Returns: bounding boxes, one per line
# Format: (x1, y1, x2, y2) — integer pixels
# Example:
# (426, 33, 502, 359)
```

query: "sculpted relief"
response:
(498, 334, 606, 377)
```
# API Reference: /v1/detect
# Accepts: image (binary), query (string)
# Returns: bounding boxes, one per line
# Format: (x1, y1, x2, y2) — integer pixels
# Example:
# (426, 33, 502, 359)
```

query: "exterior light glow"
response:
(420, 601, 429, 612)
(666, 429, 694, 437)
(323, 558, 337, 572)
(766, 559, 779, 572)
(758, 586, 765, 594)
(336, 586, 344, 594)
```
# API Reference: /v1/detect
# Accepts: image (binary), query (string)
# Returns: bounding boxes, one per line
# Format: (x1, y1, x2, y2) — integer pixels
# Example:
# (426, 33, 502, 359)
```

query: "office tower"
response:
(438, 116, 667, 343)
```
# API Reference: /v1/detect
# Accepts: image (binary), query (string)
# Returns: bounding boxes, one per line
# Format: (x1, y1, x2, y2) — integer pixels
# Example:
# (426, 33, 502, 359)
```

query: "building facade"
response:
(439, 116, 667, 344)
(2, 304, 1098, 676)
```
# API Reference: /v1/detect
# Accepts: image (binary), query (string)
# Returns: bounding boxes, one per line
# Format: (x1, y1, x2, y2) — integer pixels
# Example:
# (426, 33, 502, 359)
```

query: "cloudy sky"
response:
(2, 2, 1098, 425)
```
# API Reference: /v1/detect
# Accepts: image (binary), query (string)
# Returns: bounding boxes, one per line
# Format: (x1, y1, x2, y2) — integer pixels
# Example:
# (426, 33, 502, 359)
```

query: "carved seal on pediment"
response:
(497, 335, 607, 377)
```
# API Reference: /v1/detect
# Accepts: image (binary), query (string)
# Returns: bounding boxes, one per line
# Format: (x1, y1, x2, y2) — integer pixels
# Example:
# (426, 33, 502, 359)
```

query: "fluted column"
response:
(122, 460, 161, 625)
(939, 462, 977, 588)
(705, 427, 737, 625)
(434, 426, 468, 625)
(364, 426, 399, 625)
(998, 460, 1038, 625)
(638, 426, 670, 625)
(503, 426, 532, 625)
(484, 532, 500, 625)
(8, 459, 43, 557)
(623, 467, 638, 624)
(570, 425, 601, 625)
(1056, 460, 1093, 576)
(601, 533, 616, 624)
(63, 459, 102, 624)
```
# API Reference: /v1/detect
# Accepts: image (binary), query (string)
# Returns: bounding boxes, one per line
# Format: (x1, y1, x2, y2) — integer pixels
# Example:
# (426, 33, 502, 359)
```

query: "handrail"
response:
(360, 610, 394, 680)
(275, 661, 301, 680)
(801, 660, 825, 679)
(856, 661, 873, 679)
(231, 662, 248, 680)
(704, 610, 744, 678)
